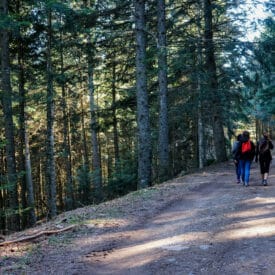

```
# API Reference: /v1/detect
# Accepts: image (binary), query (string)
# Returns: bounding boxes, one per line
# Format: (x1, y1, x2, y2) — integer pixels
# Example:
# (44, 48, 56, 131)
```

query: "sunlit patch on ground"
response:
(84, 218, 129, 228)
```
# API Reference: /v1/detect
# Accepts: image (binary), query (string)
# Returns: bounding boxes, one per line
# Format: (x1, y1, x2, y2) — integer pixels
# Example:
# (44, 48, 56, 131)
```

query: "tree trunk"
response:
(17, 25, 36, 227)
(197, 100, 205, 168)
(0, 0, 20, 232)
(157, 0, 169, 182)
(18, 39, 28, 229)
(111, 61, 120, 169)
(16, 0, 36, 227)
(81, 97, 90, 169)
(59, 28, 74, 210)
(134, 0, 152, 189)
(83, 0, 102, 202)
(88, 49, 102, 202)
(0, 146, 7, 231)
(196, 0, 206, 168)
(24, 122, 36, 226)
(45, 8, 57, 218)
(80, 96, 91, 203)
(203, 0, 227, 162)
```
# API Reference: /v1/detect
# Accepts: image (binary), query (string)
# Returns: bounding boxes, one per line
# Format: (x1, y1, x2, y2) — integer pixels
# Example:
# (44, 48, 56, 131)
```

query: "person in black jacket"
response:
(255, 132, 274, 186)
(238, 131, 256, 187)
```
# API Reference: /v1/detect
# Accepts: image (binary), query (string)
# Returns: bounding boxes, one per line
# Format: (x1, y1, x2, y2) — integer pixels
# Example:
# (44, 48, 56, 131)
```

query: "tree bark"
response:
(134, 0, 152, 188)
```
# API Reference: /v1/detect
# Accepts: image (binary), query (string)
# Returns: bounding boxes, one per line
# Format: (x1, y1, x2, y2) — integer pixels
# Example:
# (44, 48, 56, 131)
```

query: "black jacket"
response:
(256, 138, 273, 161)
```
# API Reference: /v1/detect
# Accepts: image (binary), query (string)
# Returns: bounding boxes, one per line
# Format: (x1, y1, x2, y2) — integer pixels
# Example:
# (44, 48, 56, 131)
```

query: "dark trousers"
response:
(235, 161, 241, 180)
(259, 158, 271, 174)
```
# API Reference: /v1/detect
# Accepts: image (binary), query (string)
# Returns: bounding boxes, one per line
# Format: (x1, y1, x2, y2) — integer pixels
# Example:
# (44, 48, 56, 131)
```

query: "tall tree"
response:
(203, 0, 227, 162)
(0, 0, 20, 231)
(196, 0, 206, 168)
(45, 5, 57, 218)
(85, 3, 103, 201)
(88, 46, 103, 201)
(111, 58, 120, 168)
(79, 94, 91, 203)
(58, 17, 74, 210)
(16, 0, 36, 227)
(134, 0, 152, 188)
(157, 0, 169, 181)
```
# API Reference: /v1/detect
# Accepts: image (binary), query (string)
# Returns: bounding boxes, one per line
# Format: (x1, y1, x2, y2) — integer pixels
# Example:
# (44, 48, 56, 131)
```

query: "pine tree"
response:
(157, 0, 169, 181)
(134, 0, 152, 189)
(203, 0, 227, 162)
(45, 5, 57, 218)
(0, 0, 20, 231)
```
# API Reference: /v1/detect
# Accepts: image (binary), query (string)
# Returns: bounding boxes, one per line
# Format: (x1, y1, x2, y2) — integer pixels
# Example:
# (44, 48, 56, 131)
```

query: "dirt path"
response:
(1, 160, 275, 274)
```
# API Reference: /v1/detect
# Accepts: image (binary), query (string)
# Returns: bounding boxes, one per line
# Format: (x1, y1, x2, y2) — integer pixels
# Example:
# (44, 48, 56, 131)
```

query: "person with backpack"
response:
(255, 132, 274, 186)
(232, 134, 242, 184)
(237, 131, 256, 187)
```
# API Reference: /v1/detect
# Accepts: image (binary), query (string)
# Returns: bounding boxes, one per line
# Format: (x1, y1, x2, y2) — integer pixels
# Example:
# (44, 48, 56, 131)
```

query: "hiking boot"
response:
(263, 179, 268, 186)
(245, 182, 249, 187)
(236, 180, 240, 184)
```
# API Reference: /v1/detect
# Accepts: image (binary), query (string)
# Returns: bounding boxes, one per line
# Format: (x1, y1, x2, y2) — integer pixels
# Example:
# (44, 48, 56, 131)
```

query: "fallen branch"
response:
(0, 225, 76, 247)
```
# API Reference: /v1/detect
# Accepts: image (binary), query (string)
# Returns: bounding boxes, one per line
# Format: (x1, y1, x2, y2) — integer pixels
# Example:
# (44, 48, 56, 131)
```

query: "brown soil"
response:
(1, 160, 275, 275)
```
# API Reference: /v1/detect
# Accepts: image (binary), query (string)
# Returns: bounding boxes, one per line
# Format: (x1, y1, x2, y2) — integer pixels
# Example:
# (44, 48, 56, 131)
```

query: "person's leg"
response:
(235, 162, 238, 181)
(239, 160, 245, 185)
(237, 161, 241, 183)
(244, 160, 251, 186)
(263, 159, 271, 185)
(259, 159, 265, 184)
(235, 161, 241, 183)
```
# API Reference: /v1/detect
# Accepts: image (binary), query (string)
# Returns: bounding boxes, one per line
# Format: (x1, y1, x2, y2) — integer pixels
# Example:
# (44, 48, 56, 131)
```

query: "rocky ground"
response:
(1, 159, 275, 275)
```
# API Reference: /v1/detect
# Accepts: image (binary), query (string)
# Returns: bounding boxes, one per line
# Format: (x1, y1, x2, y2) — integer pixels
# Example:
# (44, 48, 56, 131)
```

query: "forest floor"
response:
(1, 159, 275, 274)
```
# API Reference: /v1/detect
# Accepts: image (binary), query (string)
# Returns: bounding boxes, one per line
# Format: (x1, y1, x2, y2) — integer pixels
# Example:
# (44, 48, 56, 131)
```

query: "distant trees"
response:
(253, 17, 275, 136)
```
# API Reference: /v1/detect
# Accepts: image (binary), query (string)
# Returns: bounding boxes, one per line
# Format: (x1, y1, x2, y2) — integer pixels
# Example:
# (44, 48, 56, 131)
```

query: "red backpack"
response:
(241, 141, 251, 153)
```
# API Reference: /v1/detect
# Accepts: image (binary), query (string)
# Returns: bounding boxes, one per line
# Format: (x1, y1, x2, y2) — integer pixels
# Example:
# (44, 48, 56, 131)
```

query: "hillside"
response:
(1, 160, 275, 274)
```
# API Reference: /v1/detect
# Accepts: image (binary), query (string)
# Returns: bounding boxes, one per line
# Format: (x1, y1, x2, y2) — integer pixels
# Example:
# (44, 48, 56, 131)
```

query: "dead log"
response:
(0, 225, 76, 246)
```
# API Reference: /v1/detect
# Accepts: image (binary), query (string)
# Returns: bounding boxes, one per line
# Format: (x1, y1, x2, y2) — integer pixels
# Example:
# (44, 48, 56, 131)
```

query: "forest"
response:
(0, 0, 274, 234)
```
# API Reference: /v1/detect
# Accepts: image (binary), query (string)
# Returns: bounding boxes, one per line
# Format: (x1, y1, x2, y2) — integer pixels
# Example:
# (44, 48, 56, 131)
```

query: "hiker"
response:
(232, 134, 242, 184)
(237, 131, 256, 187)
(255, 132, 274, 186)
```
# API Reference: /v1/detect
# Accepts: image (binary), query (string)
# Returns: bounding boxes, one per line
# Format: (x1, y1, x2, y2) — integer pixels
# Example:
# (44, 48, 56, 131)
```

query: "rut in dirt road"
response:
(81, 161, 275, 275)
